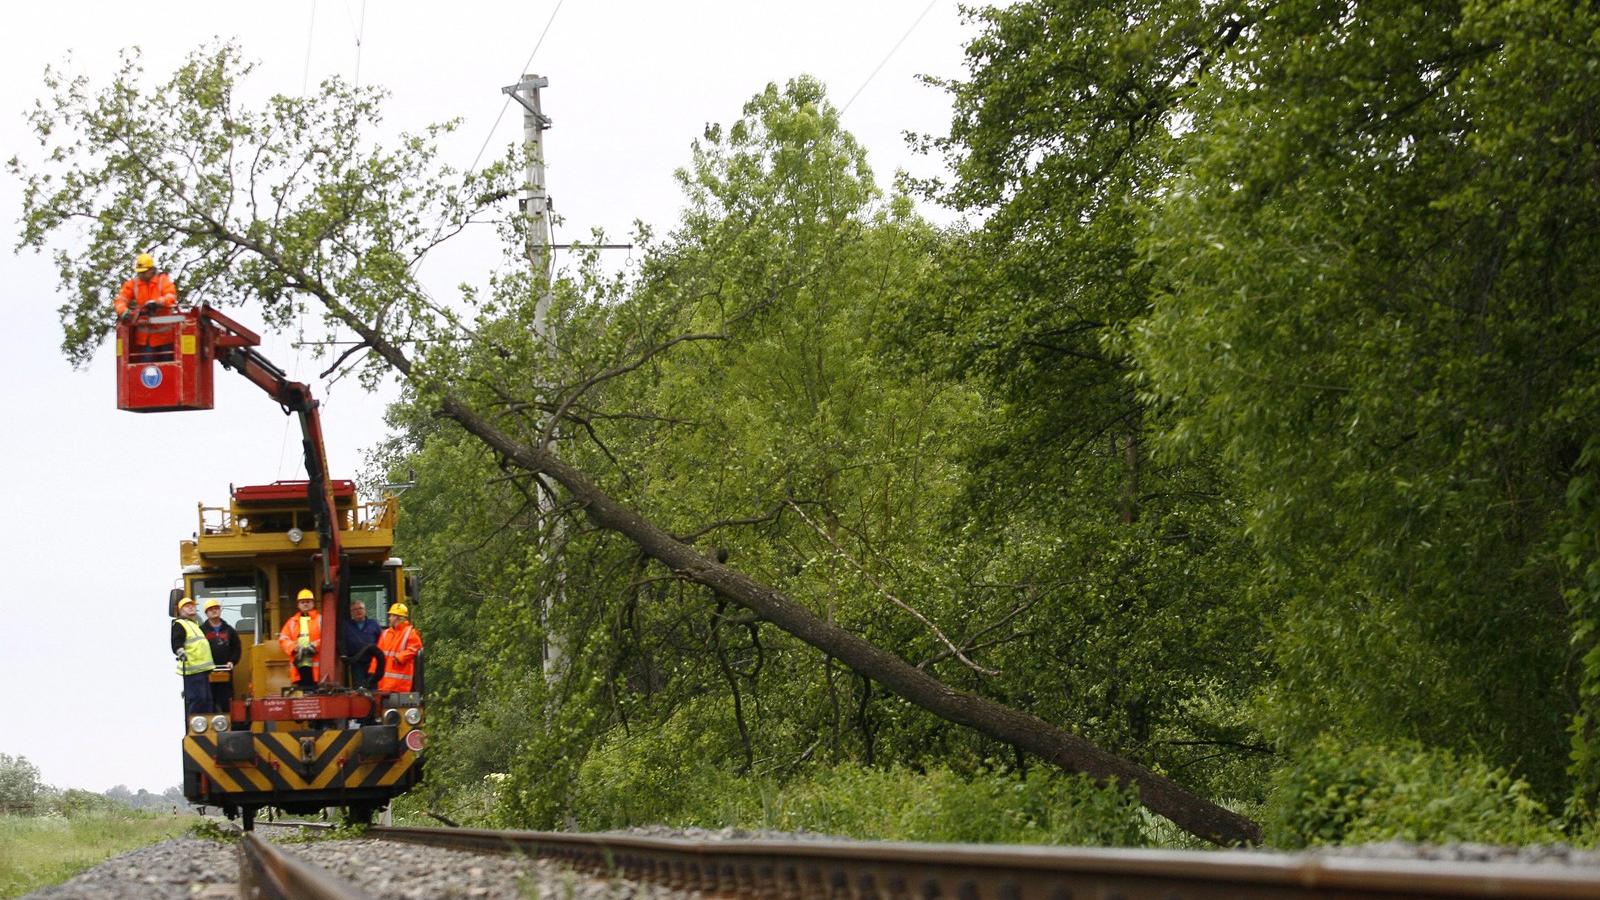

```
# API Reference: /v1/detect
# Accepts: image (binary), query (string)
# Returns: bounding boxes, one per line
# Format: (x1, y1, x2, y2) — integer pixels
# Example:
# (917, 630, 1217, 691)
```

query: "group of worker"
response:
(171, 596, 242, 716)
(171, 590, 423, 717)
(274, 588, 422, 695)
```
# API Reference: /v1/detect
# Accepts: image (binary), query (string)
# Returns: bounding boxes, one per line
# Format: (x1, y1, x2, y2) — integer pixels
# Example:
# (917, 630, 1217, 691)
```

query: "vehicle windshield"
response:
(192, 576, 258, 635)
(349, 570, 394, 627)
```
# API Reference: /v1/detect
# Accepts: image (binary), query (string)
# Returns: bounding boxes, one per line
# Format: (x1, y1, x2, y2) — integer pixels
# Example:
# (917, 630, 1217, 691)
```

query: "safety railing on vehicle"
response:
(197, 496, 396, 537)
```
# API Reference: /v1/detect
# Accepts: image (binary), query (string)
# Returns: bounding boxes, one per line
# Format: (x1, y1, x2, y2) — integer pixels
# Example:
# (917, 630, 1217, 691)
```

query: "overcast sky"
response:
(0, 1, 977, 792)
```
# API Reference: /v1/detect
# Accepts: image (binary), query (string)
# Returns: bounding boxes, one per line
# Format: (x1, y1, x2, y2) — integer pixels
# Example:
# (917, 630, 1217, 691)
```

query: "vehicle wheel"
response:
(342, 803, 375, 827)
(241, 805, 257, 832)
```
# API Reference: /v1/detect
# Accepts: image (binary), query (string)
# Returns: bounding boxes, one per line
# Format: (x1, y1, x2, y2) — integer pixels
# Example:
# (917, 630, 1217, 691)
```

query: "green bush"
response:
(564, 720, 1144, 845)
(1265, 738, 1562, 847)
(753, 764, 1144, 846)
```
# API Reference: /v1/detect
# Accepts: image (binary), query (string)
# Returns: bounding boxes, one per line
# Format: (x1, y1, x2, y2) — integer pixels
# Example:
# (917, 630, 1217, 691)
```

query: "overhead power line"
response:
(841, 0, 941, 115)
(467, 0, 567, 177)
(300, 0, 317, 96)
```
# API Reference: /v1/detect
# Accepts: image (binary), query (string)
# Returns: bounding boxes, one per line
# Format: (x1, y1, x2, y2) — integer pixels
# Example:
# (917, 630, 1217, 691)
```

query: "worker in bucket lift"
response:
(114, 252, 179, 362)
(277, 589, 323, 690)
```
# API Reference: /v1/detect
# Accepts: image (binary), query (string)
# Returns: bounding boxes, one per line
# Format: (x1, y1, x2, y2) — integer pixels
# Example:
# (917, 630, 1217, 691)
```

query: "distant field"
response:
(0, 812, 198, 899)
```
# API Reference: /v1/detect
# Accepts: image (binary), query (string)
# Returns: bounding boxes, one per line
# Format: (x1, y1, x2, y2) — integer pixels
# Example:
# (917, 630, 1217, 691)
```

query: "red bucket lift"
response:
(115, 307, 262, 412)
(114, 303, 351, 685)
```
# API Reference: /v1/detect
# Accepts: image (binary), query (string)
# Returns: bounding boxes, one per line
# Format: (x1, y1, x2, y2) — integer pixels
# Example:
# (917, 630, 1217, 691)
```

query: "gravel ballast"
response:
(23, 837, 236, 899)
(21, 832, 698, 900)
(289, 836, 694, 899)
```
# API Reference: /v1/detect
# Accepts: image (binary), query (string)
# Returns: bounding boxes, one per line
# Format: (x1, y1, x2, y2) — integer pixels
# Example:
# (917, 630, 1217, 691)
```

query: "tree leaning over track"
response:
(11, 47, 1260, 845)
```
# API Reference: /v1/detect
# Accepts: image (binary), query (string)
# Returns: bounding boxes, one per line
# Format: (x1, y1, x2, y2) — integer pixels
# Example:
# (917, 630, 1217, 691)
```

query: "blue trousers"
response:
(183, 673, 213, 715)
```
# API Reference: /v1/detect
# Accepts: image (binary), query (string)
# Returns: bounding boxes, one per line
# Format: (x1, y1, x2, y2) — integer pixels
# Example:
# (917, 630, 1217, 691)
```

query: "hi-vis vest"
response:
(174, 618, 215, 676)
(296, 614, 313, 651)
(378, 625, 419, 690)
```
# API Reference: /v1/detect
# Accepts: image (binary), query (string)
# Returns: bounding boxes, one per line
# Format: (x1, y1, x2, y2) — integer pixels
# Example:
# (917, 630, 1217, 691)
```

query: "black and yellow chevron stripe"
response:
(182, 727, 419, 796)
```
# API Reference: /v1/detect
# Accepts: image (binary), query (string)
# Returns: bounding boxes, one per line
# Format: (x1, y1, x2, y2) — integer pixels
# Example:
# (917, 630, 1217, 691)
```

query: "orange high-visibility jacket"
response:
(277, 610, 323, 680)
(114, 273, 179, 346)
(376, 624, 422, 693)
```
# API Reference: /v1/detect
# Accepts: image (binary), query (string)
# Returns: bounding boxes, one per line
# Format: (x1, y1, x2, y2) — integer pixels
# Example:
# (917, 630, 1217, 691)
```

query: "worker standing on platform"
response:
(171, 596, 214, 715)
(201, 598, 241, 712)
(341, 600, 384, 690)
(277, 589, 322, 690)
(114, 253, 179, 362)
(376, 604, 422, 694)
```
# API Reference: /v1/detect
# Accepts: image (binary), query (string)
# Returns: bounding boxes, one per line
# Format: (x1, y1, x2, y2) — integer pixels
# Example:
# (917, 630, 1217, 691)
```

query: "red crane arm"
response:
(203, 308, 346, 684)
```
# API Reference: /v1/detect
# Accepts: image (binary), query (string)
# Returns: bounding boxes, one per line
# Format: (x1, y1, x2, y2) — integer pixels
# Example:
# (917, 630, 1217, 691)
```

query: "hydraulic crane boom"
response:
(216, 344, 347, 684)
(117, 304, 347, 684)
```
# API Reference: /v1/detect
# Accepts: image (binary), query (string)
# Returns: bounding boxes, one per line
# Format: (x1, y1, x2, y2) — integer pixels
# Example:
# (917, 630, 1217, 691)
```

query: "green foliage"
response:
(756, 766, 1144, 846)
(0, 754, 46, 813)
(267, 821, 368, 843)
(1265, 739, 1562, 848)
(186, 817, 239, 842)
(47, 789, 122, 817)
(568, 724, 1144, 846)
(1130, 0, 1600, 797)
(10, 41, 514, 384)
(372, 69, 1274, 838)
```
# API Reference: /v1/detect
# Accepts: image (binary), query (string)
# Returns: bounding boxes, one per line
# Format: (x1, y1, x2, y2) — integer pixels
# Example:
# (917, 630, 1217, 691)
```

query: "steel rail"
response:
(252, 819, 335, 831)
(367, 825, 1600, 899)
(239, 832, 373, 900)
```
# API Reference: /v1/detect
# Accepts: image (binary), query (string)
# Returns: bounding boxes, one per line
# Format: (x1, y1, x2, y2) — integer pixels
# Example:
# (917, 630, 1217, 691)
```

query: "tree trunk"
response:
(435, 394, 1263, 846)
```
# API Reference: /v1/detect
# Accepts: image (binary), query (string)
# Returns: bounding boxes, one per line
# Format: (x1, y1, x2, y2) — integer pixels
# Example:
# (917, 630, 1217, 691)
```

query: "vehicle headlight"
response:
(189, 716, 208, 734)
(403, 707, 422, 725)
(210, 715, 230, 732)
(382, 708, 400, 725)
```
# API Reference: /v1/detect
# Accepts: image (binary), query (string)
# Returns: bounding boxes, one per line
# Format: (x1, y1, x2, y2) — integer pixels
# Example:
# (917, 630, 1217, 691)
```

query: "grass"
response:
(0, 811, 199, 899)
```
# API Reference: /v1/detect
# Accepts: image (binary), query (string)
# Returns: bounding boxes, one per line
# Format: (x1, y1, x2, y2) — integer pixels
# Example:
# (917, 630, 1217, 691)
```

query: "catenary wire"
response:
(300, 0, 318, 97)
(285, 0, 321, 476)
(411, 0, 565, 280)
(465, 0, 566, 178)
(281, 0, 369, 477)
(840, 0, 941, 115)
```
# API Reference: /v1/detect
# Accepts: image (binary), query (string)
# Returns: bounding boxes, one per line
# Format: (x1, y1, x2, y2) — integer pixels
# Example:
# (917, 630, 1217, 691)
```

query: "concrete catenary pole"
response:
(503, 73, 564, 677)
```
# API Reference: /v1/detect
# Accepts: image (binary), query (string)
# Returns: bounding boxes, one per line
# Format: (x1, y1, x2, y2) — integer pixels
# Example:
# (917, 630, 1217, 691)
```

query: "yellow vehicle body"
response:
(177, 480, 423, 824)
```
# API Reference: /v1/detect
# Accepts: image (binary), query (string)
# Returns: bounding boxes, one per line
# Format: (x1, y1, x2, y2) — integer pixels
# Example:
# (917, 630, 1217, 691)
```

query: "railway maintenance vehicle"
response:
(115, 304, 424, 830)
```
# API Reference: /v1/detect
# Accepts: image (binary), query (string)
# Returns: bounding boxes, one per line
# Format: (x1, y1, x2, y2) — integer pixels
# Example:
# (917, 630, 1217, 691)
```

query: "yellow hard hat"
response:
(296, 589, 316, 602)
(134, 253, 155, 272)
(203, 598, 222, 612)
(388, 603, 409, 618)
(176, 596, 196, 613)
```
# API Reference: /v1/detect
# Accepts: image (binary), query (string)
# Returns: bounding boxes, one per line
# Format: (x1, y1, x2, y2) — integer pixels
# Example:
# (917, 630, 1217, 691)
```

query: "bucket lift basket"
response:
(115, 306, 262, 413)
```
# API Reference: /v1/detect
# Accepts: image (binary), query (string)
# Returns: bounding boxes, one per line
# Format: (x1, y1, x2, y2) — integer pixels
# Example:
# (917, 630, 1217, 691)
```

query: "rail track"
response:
(239, 832, 371, 899)
(235, 821, 1600, 899)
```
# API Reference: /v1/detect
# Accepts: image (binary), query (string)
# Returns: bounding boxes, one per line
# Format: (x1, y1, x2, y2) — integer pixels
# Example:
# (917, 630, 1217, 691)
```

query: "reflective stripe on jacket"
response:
(173, 618, 215, 676)
(277, 610, 322, 679)
(376, 624, 421, 692)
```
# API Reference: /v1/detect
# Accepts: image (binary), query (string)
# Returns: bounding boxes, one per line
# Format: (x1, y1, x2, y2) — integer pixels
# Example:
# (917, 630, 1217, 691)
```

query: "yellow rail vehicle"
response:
(177, 479, 424, 828)
(112, 304, 426, 829)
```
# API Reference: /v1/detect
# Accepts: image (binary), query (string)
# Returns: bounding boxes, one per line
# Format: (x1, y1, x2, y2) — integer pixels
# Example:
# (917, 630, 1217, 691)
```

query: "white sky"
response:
(0, 2, 975, 792)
